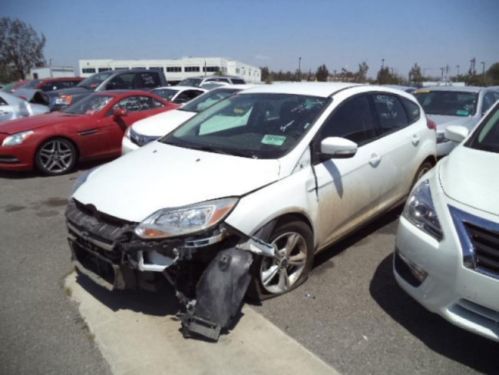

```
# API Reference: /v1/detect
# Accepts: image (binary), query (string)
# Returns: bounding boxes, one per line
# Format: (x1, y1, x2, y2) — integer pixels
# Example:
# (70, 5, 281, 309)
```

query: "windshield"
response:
(63, 94, 113, 115)
(22, 80, 41, 89)
(414, 90, 478, 117)
(465, 104, 499, 153)
(161, 93, 329, 159)
(178, 78, 202, 87)
(152, 88, 178, 101)
(78, 71, 114, 90)
(181, 88, 240, 113)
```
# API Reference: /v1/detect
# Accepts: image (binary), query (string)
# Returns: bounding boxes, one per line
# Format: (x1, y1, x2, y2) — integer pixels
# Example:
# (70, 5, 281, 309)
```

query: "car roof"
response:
(154, 86, 206, 91)
(39, 77, 82, 82)
(415, 86, 485, 93)
(97, 90, 159, 97)
(239, 82, 360, 97)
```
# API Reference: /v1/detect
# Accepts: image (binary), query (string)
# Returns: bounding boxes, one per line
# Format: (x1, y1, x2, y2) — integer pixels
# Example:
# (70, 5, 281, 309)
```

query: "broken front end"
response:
(65, 199, 274, 341)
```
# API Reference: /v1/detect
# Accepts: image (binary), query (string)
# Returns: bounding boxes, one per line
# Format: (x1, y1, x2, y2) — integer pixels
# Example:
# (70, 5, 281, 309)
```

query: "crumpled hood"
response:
(428, 115, 475, 133)
(439, 145, 499, 215)
(132, 109, 195, 137)
(0, 112, 78, 134)
(73, 143, 282, 222)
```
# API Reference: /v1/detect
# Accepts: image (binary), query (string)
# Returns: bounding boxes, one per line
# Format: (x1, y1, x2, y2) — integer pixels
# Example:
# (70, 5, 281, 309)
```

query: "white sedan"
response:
(121, 85, 253, 154)
(394, 101, 499, 342)
(151, 86, 206, 104)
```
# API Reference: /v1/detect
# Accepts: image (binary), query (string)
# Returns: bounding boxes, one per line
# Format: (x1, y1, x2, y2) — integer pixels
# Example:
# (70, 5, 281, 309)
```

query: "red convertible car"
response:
(0, 90, 177, 175)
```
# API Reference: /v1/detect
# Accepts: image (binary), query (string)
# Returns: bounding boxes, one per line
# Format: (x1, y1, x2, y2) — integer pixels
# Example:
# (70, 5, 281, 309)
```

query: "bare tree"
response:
(0, 17, 46, 80)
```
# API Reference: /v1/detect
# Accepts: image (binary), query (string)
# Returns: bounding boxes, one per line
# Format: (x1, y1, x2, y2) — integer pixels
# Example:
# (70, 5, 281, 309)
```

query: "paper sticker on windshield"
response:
(261, 134, 286, 146)
(456, 109, 469, 116)
(414, 90, 430, 94)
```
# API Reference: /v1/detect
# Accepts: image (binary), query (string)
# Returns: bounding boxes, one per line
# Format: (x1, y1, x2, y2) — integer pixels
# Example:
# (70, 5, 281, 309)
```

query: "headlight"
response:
(135, 197, 238, 239)
(70, 168, 95, 196)
(2, 130, 34, 146)
(403, 179, 443, 240)
(55, 95, 73, 106)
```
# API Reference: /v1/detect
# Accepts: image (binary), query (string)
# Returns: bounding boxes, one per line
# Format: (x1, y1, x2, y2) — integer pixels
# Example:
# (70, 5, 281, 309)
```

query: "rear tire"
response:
(412, 160, 433, 187)
(248, 220, 314, 301)
(35, 138, 77, 176)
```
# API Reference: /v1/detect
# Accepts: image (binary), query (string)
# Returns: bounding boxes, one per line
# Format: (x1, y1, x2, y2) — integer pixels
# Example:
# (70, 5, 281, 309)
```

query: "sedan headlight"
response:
(135, 197, 238, 239)
(2, 130, 34, 146)
(403, 179, 443, 240)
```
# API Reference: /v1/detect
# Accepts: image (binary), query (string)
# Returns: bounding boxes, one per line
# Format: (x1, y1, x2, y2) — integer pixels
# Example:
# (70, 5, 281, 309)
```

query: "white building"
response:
(78, 57, 261, 83)
(29, 66, 76, 79)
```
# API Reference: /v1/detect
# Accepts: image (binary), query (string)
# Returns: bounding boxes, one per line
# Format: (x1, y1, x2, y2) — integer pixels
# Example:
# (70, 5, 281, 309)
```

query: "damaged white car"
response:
(66, 83, 436, 340)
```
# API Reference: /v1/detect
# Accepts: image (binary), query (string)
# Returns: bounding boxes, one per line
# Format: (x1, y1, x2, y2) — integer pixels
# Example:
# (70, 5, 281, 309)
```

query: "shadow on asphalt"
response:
(370, 255, 499, 373)
(312, 205, 402, 270)
(76, 272, 180, 317)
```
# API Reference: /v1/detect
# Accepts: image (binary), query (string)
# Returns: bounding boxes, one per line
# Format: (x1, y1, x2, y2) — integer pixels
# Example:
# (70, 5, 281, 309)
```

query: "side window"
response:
(373, 94, 409, 134)
(319, 95, 377, 145)
(0, 97, 8, 106)
(136, 72, 161, 89)
(482, 92, 497, 115)
(400, 97, 421, 124)
(106, 73, 135, 90)
(114, 96, 163, 112)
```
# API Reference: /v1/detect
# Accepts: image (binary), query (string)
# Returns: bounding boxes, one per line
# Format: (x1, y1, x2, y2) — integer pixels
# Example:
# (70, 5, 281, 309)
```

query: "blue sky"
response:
(2, 0, 498, 78)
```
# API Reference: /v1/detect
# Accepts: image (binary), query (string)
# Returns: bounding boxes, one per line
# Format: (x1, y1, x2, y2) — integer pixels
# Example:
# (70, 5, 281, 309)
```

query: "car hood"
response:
(0, 112, 79, 134)
(427, 115, 475, 133)
(132, 109, 195, 137)
(438, 145, 499, 215)
(73, 143, 282, 222)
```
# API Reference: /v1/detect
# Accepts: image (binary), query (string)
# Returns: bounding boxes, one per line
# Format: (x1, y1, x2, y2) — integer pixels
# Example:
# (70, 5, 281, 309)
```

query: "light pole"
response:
(298, 57, 302, 80)
(481, 61, 486, 76)
(456, 64, 460, 76)
(381, 58, 385, 69)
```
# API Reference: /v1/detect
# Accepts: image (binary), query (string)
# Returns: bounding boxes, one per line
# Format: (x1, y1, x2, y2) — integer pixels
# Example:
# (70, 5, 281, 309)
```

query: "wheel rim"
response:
(38, 140, 73, 174)
(259, 231, 308, 294)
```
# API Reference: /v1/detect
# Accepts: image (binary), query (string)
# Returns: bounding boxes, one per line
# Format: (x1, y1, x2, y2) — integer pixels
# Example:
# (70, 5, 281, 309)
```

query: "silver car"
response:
(414, 86, 499, 156)
(0, 91, 49, 122)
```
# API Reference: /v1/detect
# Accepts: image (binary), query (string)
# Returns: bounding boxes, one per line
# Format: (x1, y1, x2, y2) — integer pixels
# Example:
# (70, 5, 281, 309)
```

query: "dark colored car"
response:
(19, 77, 83, 92)
(47, 69, 168, 111)
(0, 90, 177, 175)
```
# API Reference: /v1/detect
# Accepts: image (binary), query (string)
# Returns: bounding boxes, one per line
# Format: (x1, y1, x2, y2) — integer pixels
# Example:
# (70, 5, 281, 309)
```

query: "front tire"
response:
(35, 138, 77, 176)
(250, 220, 314, 300)
(412, 160, 434, 187)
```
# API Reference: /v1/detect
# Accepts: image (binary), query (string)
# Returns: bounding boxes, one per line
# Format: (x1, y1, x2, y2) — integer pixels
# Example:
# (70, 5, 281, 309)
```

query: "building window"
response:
(184, 66, 200, 72)
(166, 66, 182, 72)
(82, 68, 96, 74)
(203, 66, 220, 72)
(98, 67, 112, 72)
(149, 67, 163, 71)
(114, 67, 128, 71)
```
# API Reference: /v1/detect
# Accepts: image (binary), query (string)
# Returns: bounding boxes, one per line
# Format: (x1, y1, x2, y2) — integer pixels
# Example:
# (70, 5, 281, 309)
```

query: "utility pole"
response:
(445, 65, 449, 81)
(481, 61, 486, 76)
(381, 58, 385, 69)
(440, 67, 444, 81)
(456, 64, 460, 76)
(298, 57, 302, 81)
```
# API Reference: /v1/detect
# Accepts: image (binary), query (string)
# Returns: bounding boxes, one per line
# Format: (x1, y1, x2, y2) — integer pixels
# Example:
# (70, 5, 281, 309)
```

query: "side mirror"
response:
(113, 107, 127, 118)
(445, 125, 469, 143)
(320, 137, 358, 158)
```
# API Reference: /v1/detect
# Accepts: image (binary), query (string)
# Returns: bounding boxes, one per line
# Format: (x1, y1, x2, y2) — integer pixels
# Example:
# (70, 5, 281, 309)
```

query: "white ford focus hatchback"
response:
(394, 101, 499, 342)
(66, 83, 435, 337)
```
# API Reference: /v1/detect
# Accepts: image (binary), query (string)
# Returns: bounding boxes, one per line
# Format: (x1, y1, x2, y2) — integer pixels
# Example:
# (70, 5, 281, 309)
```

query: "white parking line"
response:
(65, 273, 338, 375)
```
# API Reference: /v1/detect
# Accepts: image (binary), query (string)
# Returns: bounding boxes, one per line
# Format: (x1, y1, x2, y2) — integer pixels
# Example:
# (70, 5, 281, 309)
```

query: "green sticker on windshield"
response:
(456, 109, 470, 116)
(261, 134, 286, 146)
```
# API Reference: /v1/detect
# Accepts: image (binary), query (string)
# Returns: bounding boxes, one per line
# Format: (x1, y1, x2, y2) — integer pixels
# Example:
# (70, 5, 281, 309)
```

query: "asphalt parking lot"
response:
(1, 165, 498, 374)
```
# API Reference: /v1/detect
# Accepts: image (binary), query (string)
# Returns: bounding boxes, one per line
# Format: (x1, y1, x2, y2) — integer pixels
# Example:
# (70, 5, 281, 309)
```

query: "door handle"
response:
(369, 153, 381, 167)
(412, 134, 420, 146)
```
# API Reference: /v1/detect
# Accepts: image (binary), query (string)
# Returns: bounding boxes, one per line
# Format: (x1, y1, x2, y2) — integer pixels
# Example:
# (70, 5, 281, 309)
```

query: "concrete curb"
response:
(65, 273, 338, 375)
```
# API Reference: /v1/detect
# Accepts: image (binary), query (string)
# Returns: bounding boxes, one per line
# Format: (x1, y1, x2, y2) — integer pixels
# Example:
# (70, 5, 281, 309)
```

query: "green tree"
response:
(315, 64, 329, 82)
(486, 62, 499, 85)
(0, 17, 46, 80)
(376, 67, 402, 84)
(408, 63, 423, 83)
(354, 62, 369, 82)
(260, 66, 271, 83)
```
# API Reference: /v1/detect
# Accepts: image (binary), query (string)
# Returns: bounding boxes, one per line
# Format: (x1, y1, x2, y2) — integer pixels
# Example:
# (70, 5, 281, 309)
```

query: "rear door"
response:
(370, 93, 422, 203)
(313, 94, 386, 246)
